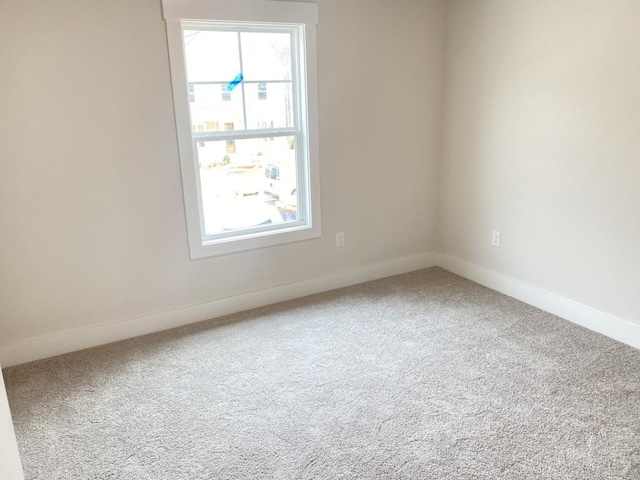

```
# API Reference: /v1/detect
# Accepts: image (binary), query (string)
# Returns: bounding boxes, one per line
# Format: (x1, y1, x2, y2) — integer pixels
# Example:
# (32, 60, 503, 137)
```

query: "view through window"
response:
(184, 25, 303, 239)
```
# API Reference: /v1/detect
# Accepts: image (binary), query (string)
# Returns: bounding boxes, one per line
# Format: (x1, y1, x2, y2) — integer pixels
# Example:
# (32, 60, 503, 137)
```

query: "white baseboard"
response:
(0, 252, 437, 367)
(5, 251, 636, 368)
(435, 253, 640, 351)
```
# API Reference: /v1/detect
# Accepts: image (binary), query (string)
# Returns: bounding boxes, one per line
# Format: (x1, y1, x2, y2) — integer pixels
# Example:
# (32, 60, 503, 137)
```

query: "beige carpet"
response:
(4, 268, 640, 479)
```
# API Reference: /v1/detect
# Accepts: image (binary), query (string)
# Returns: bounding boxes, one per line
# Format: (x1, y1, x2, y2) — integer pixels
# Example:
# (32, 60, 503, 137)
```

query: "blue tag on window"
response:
(226, 73, 244, 91)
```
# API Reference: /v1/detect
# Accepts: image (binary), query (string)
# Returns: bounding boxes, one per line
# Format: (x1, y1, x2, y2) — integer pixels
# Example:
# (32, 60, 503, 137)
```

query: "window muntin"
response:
(257, 82, 267, 100)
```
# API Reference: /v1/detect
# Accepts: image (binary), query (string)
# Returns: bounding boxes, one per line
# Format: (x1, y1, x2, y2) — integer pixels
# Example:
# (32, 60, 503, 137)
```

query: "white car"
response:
(264, 163, 296, 199)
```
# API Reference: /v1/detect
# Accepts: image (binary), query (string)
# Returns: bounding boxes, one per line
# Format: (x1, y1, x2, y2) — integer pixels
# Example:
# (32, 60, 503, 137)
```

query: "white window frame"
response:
(162, 0, 321, 259)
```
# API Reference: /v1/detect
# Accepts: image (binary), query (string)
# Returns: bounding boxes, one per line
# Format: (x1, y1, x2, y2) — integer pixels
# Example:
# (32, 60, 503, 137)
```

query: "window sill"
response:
(189, 222, 321, 259)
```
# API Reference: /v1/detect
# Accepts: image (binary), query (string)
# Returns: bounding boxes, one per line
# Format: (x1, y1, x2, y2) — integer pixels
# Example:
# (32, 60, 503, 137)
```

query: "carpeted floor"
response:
(4, 267, 640, 479)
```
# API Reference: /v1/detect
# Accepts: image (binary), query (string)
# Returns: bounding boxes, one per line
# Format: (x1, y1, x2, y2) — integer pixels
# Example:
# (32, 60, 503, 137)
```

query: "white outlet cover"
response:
(492, 230, 501, 247)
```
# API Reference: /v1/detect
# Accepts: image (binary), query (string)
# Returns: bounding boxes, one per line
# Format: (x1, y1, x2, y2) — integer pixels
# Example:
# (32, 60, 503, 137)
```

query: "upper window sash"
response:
(161, 0, 318, 25)
(182, 21, 303, 137)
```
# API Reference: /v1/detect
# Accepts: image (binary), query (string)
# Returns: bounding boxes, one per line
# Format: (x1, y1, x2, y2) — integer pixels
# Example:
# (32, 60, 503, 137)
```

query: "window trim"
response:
(162, 0, 319, 25)
(163, 0, 321, 259)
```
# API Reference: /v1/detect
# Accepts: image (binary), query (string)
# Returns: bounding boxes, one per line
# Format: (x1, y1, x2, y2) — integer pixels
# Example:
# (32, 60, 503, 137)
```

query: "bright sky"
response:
(184, 30, 291, 83)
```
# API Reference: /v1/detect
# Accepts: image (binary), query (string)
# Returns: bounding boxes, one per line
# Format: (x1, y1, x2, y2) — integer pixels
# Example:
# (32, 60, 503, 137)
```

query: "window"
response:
(258, 82, 267, 100)
(225, 139, 236, 154)
(224, 123, 236, 153)
(220, 84, 231, 102)
(163, 0, 320, 258)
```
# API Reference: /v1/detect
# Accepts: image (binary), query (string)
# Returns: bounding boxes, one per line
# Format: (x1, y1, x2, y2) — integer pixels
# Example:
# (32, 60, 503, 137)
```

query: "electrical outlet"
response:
(492, 230, 501, 248)
(336, 232, 345, 247)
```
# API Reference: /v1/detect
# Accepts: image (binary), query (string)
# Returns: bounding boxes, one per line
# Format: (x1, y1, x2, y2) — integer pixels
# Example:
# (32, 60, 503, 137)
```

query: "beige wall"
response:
(5, 0, 636, 355)
(440, 0, 640, 324)
(0, 0, 445, 347)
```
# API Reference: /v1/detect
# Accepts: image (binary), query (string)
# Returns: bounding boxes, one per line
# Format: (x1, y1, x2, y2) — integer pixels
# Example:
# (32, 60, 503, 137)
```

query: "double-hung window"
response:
(163, 0, 321, 259)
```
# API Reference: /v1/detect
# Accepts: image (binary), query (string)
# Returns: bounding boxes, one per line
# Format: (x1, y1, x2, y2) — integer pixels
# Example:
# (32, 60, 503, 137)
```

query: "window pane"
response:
(184, 30, 241, 82)
(245, 82, 293, 129)
(197, 136, 299, 235)
(189, 84, 245, 132)
(240, 32, 292, 81)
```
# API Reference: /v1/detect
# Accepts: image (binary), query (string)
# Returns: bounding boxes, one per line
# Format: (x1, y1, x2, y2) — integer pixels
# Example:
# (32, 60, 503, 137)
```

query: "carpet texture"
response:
(4, 268, 640, 479)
